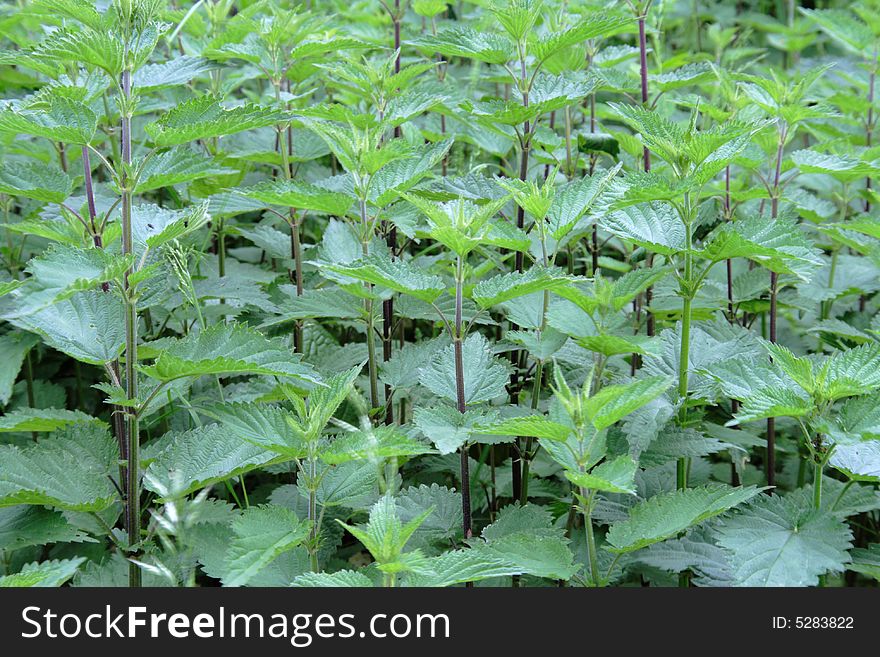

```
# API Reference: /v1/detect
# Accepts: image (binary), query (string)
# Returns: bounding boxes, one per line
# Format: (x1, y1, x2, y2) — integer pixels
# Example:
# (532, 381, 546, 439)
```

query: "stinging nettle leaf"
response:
(419, 333, 511, 405)
(0, 160, 72, 203)
(716, 490, 853, 586)
(0, 424, 118, 512)
(220, 505, 310, 587)
(606, 484, 763, 553)
(326, 252, 445, 303)
(139, 323, 321, 384)
(144, 96, 294, 147)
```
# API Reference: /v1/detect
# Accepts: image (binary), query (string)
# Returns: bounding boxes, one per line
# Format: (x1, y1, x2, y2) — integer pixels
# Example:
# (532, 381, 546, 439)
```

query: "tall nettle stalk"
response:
(117, 1, 140, 589)
(382, 0, 405, 425)
(633, 0, 655, 340)
(737, 67, 831, 488)
(609, 103, 765, 491)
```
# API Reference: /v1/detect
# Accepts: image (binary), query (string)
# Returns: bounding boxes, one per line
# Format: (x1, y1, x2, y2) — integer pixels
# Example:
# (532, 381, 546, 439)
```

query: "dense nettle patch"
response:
(0, 0, 878, 588)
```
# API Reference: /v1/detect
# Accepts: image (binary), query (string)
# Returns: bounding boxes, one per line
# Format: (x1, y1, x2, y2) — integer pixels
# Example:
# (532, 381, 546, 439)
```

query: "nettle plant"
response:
(0, 0, 879, 588)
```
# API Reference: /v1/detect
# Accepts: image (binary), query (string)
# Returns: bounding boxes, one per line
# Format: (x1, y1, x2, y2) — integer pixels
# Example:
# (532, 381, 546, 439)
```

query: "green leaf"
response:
(606, 484, 763, 553)
(15, 245, 131, 313)
(26, 0, 107, 31)
(0, 96, 97, 144)
(702, 215, 822, 280)
(144, 96, 292, 147)
(135, 149, 236, 193)
(405, 547, 523, 586)
(326, 252, 445, 303)
(829, 441, 880, 482)
(316, 461, 378, 508)
(369, 140, 453, 205)
(0, 506, 90, 551)
(37, 28, 124, 77)
(478, 503, 577, 580)
(292, 570, 375, 587)
(608, 103, 686, 165)
(144, 424, 284, 499)
(577, 334, 662, 358)
(0, 332, 39, 406)
(640, 428, 730, 468)
(7, 291, 125, 365)
(0, 407, 103, 433)
(338, 493, 430, 568)
(602, 202, 685, 256)
(395, 484, 462, 548)
(139, 323, 321, 384)
(546, 166, 621, 240)
(585, 376, 673, 431)
(132, 203, 212, 250)
(263, 288, 364, 325)
(379, 337, 446, 389)
(0, 160, 71, 203)
(409, 27, 514, 64)
(413, 403, 491, 454)
(848, 544, 880, 582)
(200, 402, 305, 459)
(800, 8, 874, 56)
(321, 426, 433, 465)
(792, 149, 880, 182)
(566, 455, 638, 495)
(635, 526, 734, 586)
(239, 179, 351, 215)
(134, 56, 215, 89)
(221, 505, 311, 587)
(531, 12, 630, 62)
(822, 343, 880, 400)
(0, 557, 85, 587)
(716, 490, 853, 586)
(0, 424, 118, 512)
(419, 333, 511, 405)
(473, 266, 572, 308)
(475, 414, 572, 442)
(491, 0, 544, 41)
(733, 386, 813, 424)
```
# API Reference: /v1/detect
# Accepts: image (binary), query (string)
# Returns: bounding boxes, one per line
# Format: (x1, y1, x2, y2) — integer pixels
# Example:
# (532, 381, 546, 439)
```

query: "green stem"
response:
(308, 456, 319, 572)
(24, 351, 37, 442)
(519, 359, 543, 505)
(275, 81, 303, 353)
(676, 246, 694, 489)
(813, 460, 823, 510)
(581, 488, 601, 586)
(359, 199, 380, 412)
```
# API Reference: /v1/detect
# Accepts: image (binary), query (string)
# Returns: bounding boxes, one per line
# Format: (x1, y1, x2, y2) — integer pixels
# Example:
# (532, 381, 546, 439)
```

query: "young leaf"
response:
(585, 376, 673, 431)
(566, 455, 638, 495)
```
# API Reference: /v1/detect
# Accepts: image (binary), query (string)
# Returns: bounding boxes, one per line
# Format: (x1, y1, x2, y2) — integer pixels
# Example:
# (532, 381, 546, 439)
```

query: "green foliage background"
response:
(0, 0, 879, 588)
